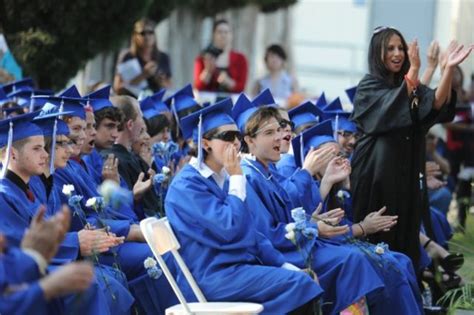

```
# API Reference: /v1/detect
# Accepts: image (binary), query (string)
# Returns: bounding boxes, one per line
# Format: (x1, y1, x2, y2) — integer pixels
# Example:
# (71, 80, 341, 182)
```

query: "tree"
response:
(1, 0, 153, 89)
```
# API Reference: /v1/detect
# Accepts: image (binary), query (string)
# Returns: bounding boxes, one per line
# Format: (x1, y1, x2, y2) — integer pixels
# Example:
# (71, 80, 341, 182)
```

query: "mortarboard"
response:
(345, 86, 357, 104)
(140, 89, 169, 120)
(288, 101, 323, 132)
(180, 98, 235, 164)
(315, 92, 327, 109)
(83, 85, 113, 112)
(292, 119, 336, 168)
(33, 85, 86, 120)
(1, 78, 34, 95)
(322, 97, 356, 134)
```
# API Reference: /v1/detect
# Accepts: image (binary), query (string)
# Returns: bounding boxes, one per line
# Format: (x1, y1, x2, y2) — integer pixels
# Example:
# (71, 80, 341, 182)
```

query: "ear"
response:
(126, 119, 134, 131)
(244, 135, 254, 149)
(202, 138, 212, 152)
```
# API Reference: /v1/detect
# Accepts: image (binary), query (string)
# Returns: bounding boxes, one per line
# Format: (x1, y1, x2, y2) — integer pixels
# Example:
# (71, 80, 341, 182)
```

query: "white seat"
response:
(140, 217, 264, 315)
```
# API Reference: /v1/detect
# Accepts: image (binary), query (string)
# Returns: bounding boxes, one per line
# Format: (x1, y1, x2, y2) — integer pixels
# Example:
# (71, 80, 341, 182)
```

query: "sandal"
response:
(439, 253, 464, 273)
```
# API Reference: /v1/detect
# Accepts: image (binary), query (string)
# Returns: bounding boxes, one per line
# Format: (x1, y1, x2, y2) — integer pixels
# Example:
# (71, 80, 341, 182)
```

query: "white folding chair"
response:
(140, 217, 264, 315)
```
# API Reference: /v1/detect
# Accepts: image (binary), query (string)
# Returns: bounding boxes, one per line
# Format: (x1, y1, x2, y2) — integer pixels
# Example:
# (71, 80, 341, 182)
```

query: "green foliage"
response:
(1, 0, 298, 89)
(2, 0, 153, 89)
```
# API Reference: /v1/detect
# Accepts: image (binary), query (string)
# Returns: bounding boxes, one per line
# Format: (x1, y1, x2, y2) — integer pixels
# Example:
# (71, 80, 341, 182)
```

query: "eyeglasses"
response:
(279, 119, 295, 131)
(373, 26, 395, 35)
(337, 131, 362, 140)
(55, 140, 75, 148)
(207, 130, 242, 142)
(136, 30, 154, 36)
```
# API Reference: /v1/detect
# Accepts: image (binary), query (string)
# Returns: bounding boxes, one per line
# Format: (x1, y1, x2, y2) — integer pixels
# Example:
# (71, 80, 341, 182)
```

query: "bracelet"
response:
(404, 75, 420, 89)
(358, 223, 366, 237)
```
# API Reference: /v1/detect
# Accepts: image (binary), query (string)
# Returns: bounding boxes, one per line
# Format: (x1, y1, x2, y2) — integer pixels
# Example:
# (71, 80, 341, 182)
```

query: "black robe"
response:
(350, 73, 456, 268)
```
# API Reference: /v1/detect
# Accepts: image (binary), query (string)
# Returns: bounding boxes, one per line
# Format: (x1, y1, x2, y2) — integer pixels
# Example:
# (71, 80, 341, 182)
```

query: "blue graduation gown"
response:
(165, 164, 323, 314)
(241, 157, 385, 314)
(275, 153, 323, 212)
(53, 161, 179, 314)
(0, 246, 51, 315)
(0, 176, 134, 315)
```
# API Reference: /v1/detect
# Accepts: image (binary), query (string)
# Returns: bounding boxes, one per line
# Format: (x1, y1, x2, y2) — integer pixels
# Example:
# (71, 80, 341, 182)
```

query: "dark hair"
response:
(212, 19, 229, 33)
(145, 114, 170, 137)
(265, 44, 287, 62)
(95, 106, 124, 130)
(187, 126, 220, 159)
(368, 28, 410, 86)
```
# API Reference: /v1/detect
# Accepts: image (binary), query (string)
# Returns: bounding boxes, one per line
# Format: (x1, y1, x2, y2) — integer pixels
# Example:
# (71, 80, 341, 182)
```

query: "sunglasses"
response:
(373, 26, 395, 35)
(279, 119, 295, 131)
(136, 30, 154, 36)
(207, 130, 242, 142)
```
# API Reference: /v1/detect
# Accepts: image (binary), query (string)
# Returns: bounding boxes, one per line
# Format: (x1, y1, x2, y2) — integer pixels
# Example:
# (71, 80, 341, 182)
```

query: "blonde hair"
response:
(130, 18, 158, 56)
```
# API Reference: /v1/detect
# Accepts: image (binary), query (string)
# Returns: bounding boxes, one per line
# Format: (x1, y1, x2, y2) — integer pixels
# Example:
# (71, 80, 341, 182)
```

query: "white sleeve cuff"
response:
(228, 175, 246, 202)
(281, 262, 301, 272)
(22, 248, 48, 276)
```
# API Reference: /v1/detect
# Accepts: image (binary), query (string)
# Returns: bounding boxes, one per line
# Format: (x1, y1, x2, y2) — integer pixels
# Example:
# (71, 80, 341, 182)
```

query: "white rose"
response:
(285, 230, 295, 241)
(62, 184, 75, 196)
(162, 166, 171, 176)
(337, 190, 344, 199)
(86, 197, 97, 208)
(144, 257, 157, 269)
(285, 223, 296, 233)
(375, 246, 385, 255)
(98, 180, 117, 200)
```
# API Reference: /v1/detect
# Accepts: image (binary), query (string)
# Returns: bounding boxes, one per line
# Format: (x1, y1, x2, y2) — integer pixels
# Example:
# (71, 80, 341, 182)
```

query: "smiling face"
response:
(383, 34, 405, 74)
(278, 109, 292, 154)
(246, 117, 282, 166)
(66, 117, 86, 157)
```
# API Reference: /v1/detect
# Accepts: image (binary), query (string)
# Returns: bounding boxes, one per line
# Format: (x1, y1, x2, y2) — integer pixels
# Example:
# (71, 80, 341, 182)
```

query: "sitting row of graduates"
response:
(0, 79, 454, 314)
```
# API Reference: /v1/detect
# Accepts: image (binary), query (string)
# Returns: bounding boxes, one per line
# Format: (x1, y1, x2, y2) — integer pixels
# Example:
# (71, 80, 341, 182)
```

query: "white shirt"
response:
(189, 157, 246, 201)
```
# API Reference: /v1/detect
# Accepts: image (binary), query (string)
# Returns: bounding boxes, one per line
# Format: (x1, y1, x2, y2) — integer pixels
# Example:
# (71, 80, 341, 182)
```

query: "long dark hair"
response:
(368, 27, 410, 86)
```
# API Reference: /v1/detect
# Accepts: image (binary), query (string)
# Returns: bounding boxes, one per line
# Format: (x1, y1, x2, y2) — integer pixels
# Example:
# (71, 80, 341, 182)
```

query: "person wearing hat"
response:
(236, 104, 385, 314)
(321, 97, 360, 157)
(0, 112, 132, 314)
(166, 98, 323, 314)
(350, 27, 472, 270)
(40, 93, 179, 314)
(292, 120, 424, 315)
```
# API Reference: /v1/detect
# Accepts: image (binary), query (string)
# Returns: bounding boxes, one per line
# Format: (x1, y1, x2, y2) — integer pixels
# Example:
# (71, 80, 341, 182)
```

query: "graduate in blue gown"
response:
(166, 98, 323, 314)
(36, 93, 178, 314)
(0, 111, 134, 315)
(291, 120, 423, 315)
(232, 102, 385, 314)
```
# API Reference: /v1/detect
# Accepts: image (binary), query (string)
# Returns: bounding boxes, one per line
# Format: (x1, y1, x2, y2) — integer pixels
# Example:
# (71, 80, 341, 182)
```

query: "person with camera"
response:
(193, 19, 248, 93)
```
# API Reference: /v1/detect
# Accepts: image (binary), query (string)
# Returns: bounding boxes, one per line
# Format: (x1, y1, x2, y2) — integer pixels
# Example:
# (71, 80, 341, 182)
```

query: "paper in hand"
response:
(117, 58, 148, 96)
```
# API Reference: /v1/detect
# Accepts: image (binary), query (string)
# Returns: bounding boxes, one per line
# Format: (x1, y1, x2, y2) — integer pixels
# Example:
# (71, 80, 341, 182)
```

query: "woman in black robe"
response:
(350, 27, 473, 269)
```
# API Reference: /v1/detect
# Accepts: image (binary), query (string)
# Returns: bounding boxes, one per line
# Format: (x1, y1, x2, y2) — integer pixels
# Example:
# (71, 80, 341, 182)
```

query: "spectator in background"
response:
(113, 18, 172, 97)
(0, 33, 22, 84)
(194, 19, 248, 93)
(252, 44, 299, 101)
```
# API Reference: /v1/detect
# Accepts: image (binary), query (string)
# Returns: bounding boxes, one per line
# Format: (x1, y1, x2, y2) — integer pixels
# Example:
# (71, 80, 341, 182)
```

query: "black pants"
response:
(288, 298, 321, 315)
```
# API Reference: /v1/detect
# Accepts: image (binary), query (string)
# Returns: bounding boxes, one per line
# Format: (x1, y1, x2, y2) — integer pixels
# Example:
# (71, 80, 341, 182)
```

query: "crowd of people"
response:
(0, 17, 474, 315)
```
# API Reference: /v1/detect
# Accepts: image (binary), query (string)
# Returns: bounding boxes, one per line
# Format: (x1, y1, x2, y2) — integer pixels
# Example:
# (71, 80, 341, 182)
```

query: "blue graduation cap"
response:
(322, 97, 356, 134)
(33, 103, 73, 174)
(231, 93, 257, 133)
(7, 89, 54, 110)
(2, 105, 25, 117)
(140, 89, 169, 120)
(292, 119, 336, 168)
(252, 89, 276, 107)
(1, 78, 34, 95)
(83, 85, 113, 112)
(0, 111, 44, 178)
(165, 84, 199, 114)
(345, 86, 357, 104)
(288, 101, 323, 132)
(0, 88, 9, 105)
(180, 97, 235, 163)
(315, 92, 327, 109)
(33, 85, 86, 120)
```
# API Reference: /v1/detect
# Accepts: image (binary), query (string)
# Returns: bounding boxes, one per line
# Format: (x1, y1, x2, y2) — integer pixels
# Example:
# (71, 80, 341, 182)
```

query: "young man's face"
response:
(66, 117, 86, 157)
(81, 111, 97, 155)
(54, 135, 74, 169)
(11, 136, 48, 176)
(95, 117, 120, 150)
